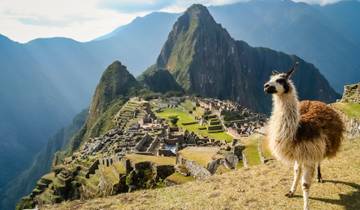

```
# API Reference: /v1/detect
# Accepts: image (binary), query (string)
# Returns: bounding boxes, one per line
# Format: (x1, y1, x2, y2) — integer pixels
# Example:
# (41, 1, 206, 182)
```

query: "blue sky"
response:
(0, 0, 345, 43)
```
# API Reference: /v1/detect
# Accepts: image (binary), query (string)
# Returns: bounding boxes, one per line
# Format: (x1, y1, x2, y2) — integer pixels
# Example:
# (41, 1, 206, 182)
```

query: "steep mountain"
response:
(85, 12, 179, 76)
(318, 0, 360, 46)
(139, 65, 183, 93)
(0, 35, 76, 201)
(208, 0, 360, 91)
(0, 110, 87, 210)
(87, 61, 141, 125)
(65, 61, 143, 155)
(147, 4, 338, 113)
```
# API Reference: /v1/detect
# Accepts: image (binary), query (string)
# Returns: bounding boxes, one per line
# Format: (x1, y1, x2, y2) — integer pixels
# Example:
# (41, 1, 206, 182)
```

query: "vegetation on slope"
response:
(138, 65, 183, 93)
(333, 102, 360, 119)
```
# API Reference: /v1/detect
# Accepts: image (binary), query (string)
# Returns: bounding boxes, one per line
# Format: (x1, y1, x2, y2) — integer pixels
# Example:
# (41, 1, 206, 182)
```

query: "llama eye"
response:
(276, 79, 286, 83)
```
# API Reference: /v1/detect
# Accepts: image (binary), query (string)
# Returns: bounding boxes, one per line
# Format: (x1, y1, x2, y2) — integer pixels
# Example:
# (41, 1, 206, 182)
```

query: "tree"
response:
(170, 116, 179, 126)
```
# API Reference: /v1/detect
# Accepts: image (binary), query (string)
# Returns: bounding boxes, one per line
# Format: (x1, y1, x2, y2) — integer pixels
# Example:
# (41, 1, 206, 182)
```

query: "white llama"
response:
(264, 62, 344, 210)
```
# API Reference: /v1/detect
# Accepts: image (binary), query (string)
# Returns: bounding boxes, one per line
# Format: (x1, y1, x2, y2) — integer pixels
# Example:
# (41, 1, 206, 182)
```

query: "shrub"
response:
(170, 117, 179, 125)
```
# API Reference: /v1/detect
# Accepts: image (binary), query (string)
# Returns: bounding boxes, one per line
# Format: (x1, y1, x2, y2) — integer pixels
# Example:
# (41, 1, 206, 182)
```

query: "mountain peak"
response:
(87, 61, 140, 126)
(186, 4, 209, 15)
(183, 4, 216, 25)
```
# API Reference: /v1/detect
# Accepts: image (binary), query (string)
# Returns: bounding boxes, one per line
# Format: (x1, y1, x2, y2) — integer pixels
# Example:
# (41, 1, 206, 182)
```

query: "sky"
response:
(0, 0, 344, 43)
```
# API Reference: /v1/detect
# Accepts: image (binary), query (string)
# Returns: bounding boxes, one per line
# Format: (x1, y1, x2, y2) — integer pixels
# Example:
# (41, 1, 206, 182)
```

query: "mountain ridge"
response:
(144, 4, 339, 113)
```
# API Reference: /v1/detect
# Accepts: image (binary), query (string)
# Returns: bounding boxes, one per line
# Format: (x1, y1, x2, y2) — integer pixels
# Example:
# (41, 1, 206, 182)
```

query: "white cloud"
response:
(0, 0, 145, 43)
(293, 0, 341, 5)
(0, 0, 347, 43)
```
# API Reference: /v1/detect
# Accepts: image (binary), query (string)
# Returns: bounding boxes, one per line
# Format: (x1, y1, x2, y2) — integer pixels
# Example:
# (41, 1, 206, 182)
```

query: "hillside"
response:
(143, 4, 339, 113)
(46, 137, 360, 210)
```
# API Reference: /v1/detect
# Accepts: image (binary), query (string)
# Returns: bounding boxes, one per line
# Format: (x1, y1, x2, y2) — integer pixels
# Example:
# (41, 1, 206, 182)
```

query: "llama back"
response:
(298, 101, 345, 158)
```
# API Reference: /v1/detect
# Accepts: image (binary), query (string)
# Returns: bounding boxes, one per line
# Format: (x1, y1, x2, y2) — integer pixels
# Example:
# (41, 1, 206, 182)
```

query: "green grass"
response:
(333, 102, 360, 119)
(99, 166, 119, 184)
(242, 135, 262, 166)
(181, 100, 195, 111)
(179, 147, 219, 167)
(166, 172, 195, 184)
(236, 160, 243, 169)
(38, 188, 54, 203)
(155, 108, 233, 142)
(113, 162, 126, 174)
(125, 154, 176, 166)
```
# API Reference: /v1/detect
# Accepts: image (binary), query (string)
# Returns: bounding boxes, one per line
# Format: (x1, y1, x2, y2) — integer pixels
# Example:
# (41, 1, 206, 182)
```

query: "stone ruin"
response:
(341, 82, 360, 103)
(175, 143, 245, 180)
(195, 97, 267, 137)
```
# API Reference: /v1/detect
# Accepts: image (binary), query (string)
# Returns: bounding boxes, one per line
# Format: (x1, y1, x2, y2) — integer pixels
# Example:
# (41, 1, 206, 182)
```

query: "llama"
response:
(264, 62, 344, 210)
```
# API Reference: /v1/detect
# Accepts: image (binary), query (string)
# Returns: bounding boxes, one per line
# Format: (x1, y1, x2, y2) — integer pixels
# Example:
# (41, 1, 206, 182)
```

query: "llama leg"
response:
(317, 163, 323, 183)
(301, 163, 315, 210)
(286, 161, 301, 198)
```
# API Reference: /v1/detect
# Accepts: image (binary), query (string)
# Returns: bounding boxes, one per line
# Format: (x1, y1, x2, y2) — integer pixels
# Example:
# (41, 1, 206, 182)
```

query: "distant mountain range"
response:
(0, 0, 359, 209)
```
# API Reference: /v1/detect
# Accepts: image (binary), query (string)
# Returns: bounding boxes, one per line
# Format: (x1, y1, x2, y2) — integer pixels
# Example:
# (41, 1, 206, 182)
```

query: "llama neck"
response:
(269, 90, 300, 142)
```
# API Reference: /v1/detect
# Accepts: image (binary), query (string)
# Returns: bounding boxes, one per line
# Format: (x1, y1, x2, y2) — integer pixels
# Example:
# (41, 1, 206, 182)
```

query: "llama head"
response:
(264, 62, 299, 95)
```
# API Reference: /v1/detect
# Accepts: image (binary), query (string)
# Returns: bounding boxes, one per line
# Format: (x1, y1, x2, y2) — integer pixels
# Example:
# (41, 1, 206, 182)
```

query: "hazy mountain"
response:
(0, 110, 87, 210)
(0, 35, 76, 196)
(143, 4, 339, 113)
(208, 0, 360, 92)
(318, 0, 360, 46)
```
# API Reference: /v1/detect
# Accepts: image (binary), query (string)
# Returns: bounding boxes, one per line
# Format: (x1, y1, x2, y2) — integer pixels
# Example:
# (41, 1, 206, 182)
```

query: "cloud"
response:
(0, 0, 352, 43)
(293, 0, 343, 5)
(16, 15, 95, 27)
(99, 0, 176, 13)
(0, 0, 143, 42)
(99, 0, 246, 13)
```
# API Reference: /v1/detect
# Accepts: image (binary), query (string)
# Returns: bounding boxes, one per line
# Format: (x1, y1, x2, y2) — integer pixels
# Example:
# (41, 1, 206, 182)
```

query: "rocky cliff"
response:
(144, 4, 339, 113)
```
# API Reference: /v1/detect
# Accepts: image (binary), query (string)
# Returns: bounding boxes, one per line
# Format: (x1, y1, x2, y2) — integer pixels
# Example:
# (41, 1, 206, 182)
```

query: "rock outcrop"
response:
(341, 82, 360, 103)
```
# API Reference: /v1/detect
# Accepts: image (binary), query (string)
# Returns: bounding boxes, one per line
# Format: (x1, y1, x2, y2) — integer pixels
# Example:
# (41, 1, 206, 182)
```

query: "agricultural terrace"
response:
(154, 99, 233, 142)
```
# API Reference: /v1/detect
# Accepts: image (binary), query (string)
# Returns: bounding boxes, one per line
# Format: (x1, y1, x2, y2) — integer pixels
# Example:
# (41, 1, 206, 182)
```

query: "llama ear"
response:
(272, 70, 280, 75)
(286, 61, 299, 79)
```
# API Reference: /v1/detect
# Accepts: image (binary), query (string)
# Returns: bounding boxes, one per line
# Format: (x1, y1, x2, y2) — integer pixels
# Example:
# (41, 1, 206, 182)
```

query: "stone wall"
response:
(341, 83, 360, 103)
(340, 113, 360, 139)
(176, 155, 211, 179)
